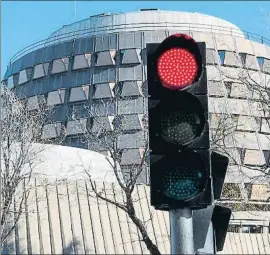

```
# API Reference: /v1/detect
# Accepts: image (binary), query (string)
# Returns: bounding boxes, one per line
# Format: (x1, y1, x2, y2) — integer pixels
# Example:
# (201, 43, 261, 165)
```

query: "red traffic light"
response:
(156, 33, 202, 90)
(157, 48, 198, 89)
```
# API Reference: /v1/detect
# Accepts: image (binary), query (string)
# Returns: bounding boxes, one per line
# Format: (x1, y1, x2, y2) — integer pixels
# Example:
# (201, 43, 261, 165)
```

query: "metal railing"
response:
(7, 22, 270, 67)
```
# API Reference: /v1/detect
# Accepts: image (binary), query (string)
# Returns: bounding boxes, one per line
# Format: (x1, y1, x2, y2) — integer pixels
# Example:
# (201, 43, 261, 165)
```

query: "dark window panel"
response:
(119, 32, 142, 49)
(93, 83, 115, 99)
(118, 97, 144, 114)
(91, 100, 116, 117)
(66, 119, 87, 135)
(18, 68, 32, 85)
(95, 51, 116, 67)
(7, 76, 14, 88)
(26, 95, 46, 111)
(239, 52, 247, 66)
(51, 57, 69, 74)
(74, 37, 94, 55)
(47, 89, 66, 106)
(95, 34, 117, 52)
(218, 50, 226, 65)
(67, 136, 88, 149)
(13, 73, 19, 87)
(117, 131, 145, 149)
(257, 57, 264, 70)
(93, 68, 116, 84)
(69, 85, 90, 102)
(73, 54, 92, 70)
(121, 49, 141, 65)
(119, 65, 143, 81)
(41, 122, 62, 139)
(67, 103, 90, 119)
(144, 30, 167, 44)
(69, 69, 92, 87)
(33, 63, 49, 80)
(120, 114, 143, 131)
(121, 81, 143, 97)
(91, 116, 114, 133)
(120, 149, 144, 165)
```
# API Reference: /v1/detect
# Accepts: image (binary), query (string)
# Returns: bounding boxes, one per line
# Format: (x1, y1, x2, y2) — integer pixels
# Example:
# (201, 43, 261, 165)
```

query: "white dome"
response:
(1, 143, 121, 183)
(48, 10, 244, 40)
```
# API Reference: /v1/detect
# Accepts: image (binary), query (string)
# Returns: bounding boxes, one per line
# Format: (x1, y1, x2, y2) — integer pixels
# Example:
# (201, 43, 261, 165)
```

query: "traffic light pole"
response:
(170, 208, 195, 254)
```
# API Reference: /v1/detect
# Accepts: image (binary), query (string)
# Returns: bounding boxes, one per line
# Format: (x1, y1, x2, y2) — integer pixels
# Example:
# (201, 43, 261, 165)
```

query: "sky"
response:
(1, 1, 270, 79)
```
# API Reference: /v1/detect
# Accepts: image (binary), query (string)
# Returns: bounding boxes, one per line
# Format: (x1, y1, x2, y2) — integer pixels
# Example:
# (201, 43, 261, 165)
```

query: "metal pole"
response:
(170, 208, 194, 254)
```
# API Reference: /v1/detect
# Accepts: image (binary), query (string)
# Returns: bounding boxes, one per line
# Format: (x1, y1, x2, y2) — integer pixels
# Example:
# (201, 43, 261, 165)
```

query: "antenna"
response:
(74, 0, 76, 19)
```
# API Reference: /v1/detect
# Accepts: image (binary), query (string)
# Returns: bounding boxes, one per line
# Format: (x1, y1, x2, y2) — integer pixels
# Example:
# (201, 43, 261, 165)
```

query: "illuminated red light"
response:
(157, 48, 198, 90)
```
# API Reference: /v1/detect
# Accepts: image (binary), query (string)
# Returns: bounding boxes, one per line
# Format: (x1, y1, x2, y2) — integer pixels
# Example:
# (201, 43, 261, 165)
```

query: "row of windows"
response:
(207, 49, 270, 72)
(227, 224, 268, 233)
(4, 49, 143, 88)
(4, 47, 270, 89)
(42, 114, 144, 139)
(25, 82, 144, 111)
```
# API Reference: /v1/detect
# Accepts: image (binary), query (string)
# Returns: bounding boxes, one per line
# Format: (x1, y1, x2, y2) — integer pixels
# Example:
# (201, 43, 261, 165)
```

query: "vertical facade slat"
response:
(113, 185, 133, 254)
(76, 181, 96, 254)
(35, 180, 52, 254)
(66, 182, 85, 254)
(46, 183, 63, 254)
(14, 179, 28, 254)
(255, 233, 267, 254)
(143, 185, 167, 254)
(26, 178, 40, 254)
(95, 181, 115, 254)
(86, 182, 106, 254)
(103, 182, 125, 254)
(55, 181, 75, 254)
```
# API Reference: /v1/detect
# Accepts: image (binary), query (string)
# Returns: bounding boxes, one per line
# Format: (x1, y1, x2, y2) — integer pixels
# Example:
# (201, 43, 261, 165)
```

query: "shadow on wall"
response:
(1, 238, 94, 254)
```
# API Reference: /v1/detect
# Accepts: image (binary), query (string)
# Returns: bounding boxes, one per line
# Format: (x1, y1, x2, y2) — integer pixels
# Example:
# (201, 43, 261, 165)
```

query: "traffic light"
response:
(147, 34, 229, 210)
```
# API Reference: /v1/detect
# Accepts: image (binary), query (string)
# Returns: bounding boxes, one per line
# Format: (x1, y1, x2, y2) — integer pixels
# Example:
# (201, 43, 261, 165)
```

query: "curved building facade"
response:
(3, 9, 270, 205)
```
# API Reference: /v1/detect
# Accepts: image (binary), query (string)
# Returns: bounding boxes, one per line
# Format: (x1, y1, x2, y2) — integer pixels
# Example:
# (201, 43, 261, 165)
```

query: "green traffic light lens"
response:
(160, 150, 208, 202)
(163, 166, 204, 200)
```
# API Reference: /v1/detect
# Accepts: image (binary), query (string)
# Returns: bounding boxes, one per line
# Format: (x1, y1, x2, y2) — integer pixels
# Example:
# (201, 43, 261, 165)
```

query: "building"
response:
(2, 9, 270, 254)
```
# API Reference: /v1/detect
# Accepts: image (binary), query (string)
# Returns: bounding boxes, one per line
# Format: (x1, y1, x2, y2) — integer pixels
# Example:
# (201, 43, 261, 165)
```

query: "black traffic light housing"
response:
(147, 34, 229, 211)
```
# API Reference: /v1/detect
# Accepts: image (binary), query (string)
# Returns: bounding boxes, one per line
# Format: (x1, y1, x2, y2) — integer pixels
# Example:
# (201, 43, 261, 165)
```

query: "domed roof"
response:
(1, 143, 122, 183)
(47, 10, 245, 41)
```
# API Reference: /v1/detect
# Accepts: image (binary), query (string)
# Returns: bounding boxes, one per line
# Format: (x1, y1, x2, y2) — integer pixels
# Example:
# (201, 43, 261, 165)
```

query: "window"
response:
(41, 123, 62, 139)
(66, 119, 88, 136)
(257, 57, 264, 70)
(121, 49, 142, 65)
(242, 225, 263, 233)
(33, 63, 49, 79)
(218, 50, 226, 65)
(72, 54, 91, 70)
(18, 68, 32, 85)
(47, 89, 65, 106)
(69, 85, 89, 102)
(239, 53, 247, 66)
(93, 83, 115, 99)
(51, 57, 69, 74)
(95, 51, 116, 67)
